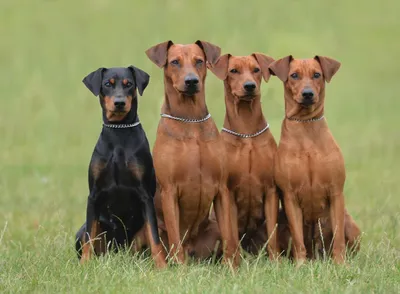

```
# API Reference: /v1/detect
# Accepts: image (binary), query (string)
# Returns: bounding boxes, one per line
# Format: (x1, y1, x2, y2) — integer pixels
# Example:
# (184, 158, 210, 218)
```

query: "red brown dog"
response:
(269, 56, 361, 265)
(146, 41, 239, 266)
(209, 54, 280, 259)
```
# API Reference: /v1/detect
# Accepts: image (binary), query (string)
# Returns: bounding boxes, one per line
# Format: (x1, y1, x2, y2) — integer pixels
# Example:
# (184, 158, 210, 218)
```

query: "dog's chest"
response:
(175, 139, 223, 199)
(275, 137, 345, 192)
(90, 147, 148, 216)
(155, 137, 224, 233)
(225, 141, 274, 227)
(225, 140, 274, 189)
(156, 137, 224, 184)
(91, 149, 145, 187)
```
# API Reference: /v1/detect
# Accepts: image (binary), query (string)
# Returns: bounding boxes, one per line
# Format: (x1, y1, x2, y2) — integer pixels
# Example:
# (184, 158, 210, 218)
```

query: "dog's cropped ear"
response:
(314, 56, 341, 83)
(268, 55, 293, 82)
(252, 53, 275, 82)
(129, 66, 150, 96)
(195, 40, 221, 66)
(145, 41, 174, 68)
(82, 68, 106, 96)
(208, 54, 231, 80)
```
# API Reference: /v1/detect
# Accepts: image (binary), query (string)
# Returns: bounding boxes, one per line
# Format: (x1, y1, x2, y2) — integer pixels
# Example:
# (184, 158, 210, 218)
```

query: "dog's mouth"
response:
(111, 110, 128, 115)
(107, 110, 128, 121)
(300, 100, 315, 107)
(236, 94, 257, 102)
(178, 88, 199, 97)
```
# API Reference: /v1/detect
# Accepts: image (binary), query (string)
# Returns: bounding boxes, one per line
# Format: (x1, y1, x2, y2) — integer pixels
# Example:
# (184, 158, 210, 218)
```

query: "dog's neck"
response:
(223, 83, 267, 134)
(284, 88, 325, 121)
(101, 97, 139, 125)
(162, 77, 209, 119)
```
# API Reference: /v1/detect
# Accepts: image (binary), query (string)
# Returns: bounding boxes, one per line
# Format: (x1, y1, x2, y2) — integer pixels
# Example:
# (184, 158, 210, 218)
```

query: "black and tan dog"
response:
(75, 66, 167, 268)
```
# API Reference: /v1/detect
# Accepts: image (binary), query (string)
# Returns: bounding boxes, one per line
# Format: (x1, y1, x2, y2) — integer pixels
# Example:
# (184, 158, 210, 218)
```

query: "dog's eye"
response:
(253, 68, 260, 73)
(104, 82, 112, 87)
(125, 82, 133, 87)
(171, 60, 179, 65)
(313, 72, 321, 79)
(196, 59, 204, 65)
(290, 73, 299, 79)
(230, 69, 238, 74)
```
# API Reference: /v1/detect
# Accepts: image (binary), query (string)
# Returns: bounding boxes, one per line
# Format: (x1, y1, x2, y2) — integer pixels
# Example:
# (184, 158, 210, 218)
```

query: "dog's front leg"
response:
(283, 191, 306, 267)
(330, 192, 346, 264)
(264, 186, 280, 260)
(214, 186, 240, 268)
(161, 187, 184, 264)
(144, 198, 167, 268)
(229, 191, 239, 246)
(80, 198, 101, 264)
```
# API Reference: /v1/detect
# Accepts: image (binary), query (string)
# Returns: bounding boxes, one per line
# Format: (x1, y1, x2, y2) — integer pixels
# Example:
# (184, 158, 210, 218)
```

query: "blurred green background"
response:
(0, 0, 399, 292)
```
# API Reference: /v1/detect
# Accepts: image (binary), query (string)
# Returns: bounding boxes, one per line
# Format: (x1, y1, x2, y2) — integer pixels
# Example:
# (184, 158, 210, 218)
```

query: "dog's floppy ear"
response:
(128, 66, 150, 96)
(195, 40, 221, 66)
(82, 68, 106, 96)
(314, 56, 341, 83)
(252, 53, 275, 82)
(145, 41, 174, 68)
(268, 55, 293, 82)
(208, 54, 231, 80)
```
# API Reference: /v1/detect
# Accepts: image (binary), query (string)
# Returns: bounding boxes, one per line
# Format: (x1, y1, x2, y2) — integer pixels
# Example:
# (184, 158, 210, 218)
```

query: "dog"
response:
(75, 66, 167, 268)
(269, 56, 361, 265)
(209, 53, 280, 259)
(146, 40, 239, 266)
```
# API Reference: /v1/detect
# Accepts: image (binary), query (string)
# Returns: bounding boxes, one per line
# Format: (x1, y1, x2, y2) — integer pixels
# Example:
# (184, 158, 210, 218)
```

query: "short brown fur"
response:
(146, 41, 239, 267)
(209, 54, 280, 258)
(269, 56, 360, 265)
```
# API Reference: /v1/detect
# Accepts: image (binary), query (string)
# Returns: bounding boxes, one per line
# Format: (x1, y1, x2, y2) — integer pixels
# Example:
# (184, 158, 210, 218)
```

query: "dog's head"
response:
(209, 53, 274, 101)
(146, 40, 221, 97)
(269, 56, 340, 107)
(83, 66, 149, 122)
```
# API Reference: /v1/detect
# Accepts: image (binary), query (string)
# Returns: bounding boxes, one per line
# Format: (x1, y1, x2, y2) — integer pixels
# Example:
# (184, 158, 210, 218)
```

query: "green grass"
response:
(1, 0, 399, 292)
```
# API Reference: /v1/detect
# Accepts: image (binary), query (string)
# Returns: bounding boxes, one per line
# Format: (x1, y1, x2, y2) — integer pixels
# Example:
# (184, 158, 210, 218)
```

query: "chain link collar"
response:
(103, 121, 141, 129)
(222, 123, 270, 138)
(160, 113, 211, 123)
(287, 115, 325, 123)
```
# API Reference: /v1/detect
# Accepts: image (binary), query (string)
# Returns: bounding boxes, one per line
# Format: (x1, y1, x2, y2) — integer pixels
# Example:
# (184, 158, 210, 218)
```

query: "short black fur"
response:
(76, 66, 160, 258)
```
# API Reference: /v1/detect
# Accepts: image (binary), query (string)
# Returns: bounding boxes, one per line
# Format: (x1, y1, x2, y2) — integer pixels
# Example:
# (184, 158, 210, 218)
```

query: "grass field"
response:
(1, 0, 399, 292)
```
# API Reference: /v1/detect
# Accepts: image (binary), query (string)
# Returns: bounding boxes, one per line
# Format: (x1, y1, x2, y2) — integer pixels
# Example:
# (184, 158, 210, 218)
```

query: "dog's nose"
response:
(243, 82, 256, 92)
(114, 98, 126, 108)
(302, 89, 314, 100)
(185, 75, 199, 87)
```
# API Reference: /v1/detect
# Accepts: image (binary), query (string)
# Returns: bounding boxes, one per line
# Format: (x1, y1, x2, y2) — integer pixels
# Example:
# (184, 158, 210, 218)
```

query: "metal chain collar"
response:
(221, 123, 270, 138)
(287, 115, 325, 123)
(103, 121, 141, 129)
(160, 113, 211, 123)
